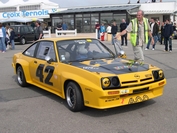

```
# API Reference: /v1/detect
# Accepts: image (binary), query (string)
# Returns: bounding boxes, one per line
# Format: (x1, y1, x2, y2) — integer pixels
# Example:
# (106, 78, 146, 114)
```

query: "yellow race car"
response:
(12, 38, 166, 112)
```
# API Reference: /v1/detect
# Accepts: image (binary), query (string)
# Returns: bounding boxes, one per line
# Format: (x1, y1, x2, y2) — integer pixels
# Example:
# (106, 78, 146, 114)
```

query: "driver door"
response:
(30, 41, 61, 92)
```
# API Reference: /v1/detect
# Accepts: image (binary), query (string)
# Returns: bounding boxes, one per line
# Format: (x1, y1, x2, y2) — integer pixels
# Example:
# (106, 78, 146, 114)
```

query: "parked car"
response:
(11, 25, 35, 45)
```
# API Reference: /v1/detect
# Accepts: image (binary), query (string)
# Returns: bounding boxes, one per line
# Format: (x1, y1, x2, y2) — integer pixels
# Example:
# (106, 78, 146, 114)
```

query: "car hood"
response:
(71, 58, 149, 75)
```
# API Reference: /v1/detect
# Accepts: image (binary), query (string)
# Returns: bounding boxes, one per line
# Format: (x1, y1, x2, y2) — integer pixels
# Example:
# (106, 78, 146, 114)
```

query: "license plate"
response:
(128, 94, 149, 104)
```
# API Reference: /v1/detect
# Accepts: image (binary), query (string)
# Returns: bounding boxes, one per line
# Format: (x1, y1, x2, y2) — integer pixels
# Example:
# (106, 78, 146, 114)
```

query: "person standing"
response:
(120, 19, 128, 46)
(163, 19, 173, 52)
(115, 10, 154, 62)
(57, 22, 62, 35)
(95, 22, 100, 39)
(62, 22, 68, 35)
(10, 27, 15, 50)
(111, 21, 118, 45)
(0, 23, 6, 53)
(106, 24, 112, 34)
(34, 21, 43, 41)
(145, 18, 159, 50)
(100, 23, 106, 41)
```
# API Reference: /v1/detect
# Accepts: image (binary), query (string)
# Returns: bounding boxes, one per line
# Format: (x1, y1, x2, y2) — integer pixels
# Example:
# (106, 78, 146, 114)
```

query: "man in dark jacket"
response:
(111, 21, 118, 45)
(120, 19, 127, 46)
(34, 21, 43, 41)
(163, 19, 173, 52)
(145, 18, 159, 50)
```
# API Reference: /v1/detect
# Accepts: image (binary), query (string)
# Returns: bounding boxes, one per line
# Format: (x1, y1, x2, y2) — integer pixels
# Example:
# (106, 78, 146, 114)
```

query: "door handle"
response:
(34, 60, 37, 64)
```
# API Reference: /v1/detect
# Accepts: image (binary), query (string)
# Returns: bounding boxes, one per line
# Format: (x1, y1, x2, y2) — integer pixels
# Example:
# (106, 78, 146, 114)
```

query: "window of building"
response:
(91, 13, 99, 32)
(100, 13, 113, 26)
(19, 5, 40, 11)
(52, 16, 63, 32)
(113, 14, 126, 31)
(0, 7, 16, 13)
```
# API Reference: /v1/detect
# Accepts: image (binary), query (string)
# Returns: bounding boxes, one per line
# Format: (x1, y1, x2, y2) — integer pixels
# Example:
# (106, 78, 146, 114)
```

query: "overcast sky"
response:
(0, 0, 175, 8)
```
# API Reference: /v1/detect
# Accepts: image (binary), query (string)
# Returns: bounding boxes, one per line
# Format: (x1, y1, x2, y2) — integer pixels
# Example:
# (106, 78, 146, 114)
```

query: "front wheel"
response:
(66, 82, 84, 112)
(16, 66, 28, 87)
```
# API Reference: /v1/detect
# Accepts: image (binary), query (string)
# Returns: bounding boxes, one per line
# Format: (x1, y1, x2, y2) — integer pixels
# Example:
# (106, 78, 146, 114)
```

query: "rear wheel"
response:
(16, 66, 28, 87)
(66, 82, 84, 112)
(20, 38, 26, 45)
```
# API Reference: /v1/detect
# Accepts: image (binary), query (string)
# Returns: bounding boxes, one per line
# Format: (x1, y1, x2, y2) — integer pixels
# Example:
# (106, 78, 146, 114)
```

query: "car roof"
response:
(39, 37, 97, 42)
(11, 25, 29, 27)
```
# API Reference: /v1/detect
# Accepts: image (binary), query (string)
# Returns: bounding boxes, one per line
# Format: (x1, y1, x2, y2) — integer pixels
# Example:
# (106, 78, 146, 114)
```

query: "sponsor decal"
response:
(114, 65, 137, 70)
(105, 97, 119, 102)
(128, 95, 149, 104)
(120, 89, 129, 94)
(84, 101, 89, 104)
(83, 66, 99, 70)
(85, 88, 93, 92)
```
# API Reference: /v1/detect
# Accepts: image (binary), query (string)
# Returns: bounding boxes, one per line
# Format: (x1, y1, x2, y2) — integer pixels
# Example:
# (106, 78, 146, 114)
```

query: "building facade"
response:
(50, 1, 177, 33)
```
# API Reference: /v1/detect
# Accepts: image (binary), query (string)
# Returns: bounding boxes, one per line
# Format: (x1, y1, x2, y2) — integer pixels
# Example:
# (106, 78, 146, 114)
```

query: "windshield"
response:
(56, 39, 115, 62)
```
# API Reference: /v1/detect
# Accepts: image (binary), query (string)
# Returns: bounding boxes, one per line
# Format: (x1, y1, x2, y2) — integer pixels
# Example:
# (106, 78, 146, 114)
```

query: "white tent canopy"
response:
(0, 18, 43, 23)
(0, 0, 58, 7)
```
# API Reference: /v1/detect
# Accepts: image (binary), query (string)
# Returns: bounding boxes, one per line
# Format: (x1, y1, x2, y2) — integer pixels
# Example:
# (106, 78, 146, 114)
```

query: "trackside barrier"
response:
(95, 29, 98, 39)
(55, 29, 77, 37)
(43, 29, 51, 38)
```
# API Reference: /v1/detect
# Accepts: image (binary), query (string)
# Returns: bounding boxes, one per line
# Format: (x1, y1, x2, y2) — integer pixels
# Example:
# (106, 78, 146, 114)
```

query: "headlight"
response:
(152, 70, 164, 81)
(102, 78, 111, 88)
(101, 77, 120, 90)
(112, 77, 120, 86)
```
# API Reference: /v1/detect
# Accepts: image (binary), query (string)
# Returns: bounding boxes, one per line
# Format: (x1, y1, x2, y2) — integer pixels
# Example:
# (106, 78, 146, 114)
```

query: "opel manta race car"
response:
(12, 38, 166, 112)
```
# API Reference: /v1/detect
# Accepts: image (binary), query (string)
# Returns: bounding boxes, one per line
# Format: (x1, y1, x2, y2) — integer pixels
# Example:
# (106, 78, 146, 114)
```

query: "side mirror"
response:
(120, 50, 125, 55)
(45, 56, 53, 64)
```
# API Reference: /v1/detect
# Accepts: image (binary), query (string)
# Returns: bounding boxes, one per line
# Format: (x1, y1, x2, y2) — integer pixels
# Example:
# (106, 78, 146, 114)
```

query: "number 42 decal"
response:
(36, 64, 55, 86)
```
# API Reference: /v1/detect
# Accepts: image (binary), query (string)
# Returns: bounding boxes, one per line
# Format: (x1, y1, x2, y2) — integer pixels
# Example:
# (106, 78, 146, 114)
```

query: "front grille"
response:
(140, 77, 153, 82)
(122, 80, 138, 84)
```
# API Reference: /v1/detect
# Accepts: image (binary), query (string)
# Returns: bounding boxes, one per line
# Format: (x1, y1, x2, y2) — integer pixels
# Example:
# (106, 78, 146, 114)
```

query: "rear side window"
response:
(23, 43, 38, 57)
(20, 27, 24, 33)
(24, 26, 29, 33)
(36, 41, 56, 61)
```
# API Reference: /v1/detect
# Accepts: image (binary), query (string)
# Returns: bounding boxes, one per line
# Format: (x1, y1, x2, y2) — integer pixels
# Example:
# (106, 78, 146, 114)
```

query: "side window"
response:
(23, 42, 38, 57)
(36, 41, 56, 61)
(20, 27, 24, 33)
(24, 26, 29, 32)
(28, 26, 34, 33)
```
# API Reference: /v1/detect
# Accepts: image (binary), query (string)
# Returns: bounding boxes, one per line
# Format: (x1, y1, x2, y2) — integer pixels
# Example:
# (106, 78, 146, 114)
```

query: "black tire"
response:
(66, 82, 84, 112)
(20, 38, 26, 45)
(16, 66, 28, 87)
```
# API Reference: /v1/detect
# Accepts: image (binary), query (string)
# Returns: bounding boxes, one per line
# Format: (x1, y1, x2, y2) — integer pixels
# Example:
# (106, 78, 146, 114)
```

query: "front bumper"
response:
(84, 79, 166, 109)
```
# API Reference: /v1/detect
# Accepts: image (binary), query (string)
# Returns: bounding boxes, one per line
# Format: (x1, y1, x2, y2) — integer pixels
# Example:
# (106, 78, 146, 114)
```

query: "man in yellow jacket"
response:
(116, 10, 154, 62)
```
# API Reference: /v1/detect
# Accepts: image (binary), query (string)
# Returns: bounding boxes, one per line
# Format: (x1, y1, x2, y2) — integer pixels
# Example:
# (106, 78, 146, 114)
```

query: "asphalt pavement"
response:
(0, 37, 177, 133)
